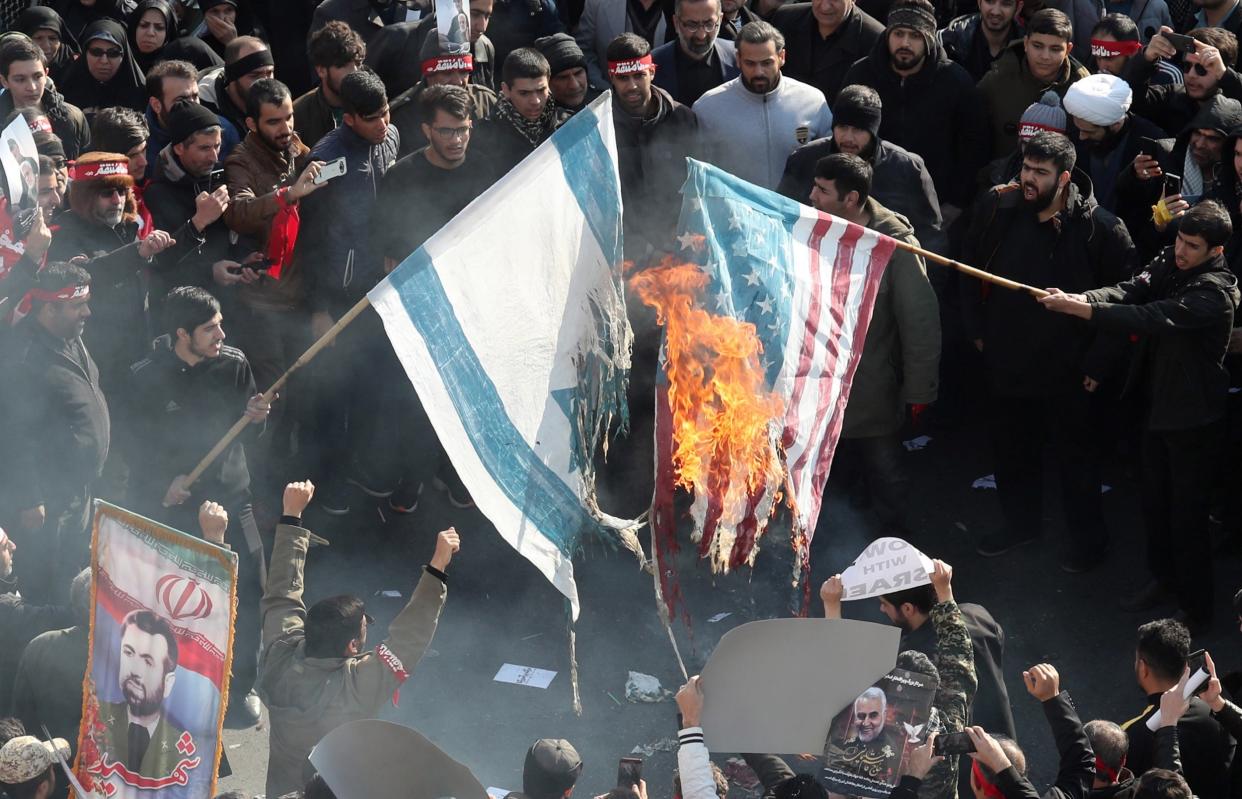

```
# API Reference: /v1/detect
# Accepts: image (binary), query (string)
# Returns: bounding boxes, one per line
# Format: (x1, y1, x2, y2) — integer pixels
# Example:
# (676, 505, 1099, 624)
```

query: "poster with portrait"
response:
(74, 501, 238, 799)
(436, 0, 471, 53)
(821, 668, 937, 799)
(0, 116, 39, 212)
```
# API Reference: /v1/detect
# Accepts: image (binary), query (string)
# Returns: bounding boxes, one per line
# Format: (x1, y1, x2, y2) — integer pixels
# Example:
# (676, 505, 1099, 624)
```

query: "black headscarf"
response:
(57, 19, 147, 119)
(14, 7, 81, 83)
(47, 0, 136, 41)
(127, 0, 224, 74)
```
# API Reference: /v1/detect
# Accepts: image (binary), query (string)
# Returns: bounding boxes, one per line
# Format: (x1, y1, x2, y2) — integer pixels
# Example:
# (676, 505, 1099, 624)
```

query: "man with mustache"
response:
(651, 0, 740, 107)
(96, 610, 189, 782)
(962, 131, 1136, 573)
(940, 0, 1025, 82)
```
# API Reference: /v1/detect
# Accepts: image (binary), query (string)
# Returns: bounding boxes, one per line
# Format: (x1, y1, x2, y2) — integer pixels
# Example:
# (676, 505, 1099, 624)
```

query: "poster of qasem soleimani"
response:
(822, 667, 937, 799)
(74, 501, 237, 799)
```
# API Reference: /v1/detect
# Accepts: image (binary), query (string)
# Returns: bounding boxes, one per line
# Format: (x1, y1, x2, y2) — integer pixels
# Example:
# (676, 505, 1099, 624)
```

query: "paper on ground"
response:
(494, 664, 557, 689)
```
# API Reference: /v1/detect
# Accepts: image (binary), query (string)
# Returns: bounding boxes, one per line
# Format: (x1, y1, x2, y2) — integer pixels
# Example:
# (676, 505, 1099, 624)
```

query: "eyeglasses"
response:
(678, 19, 721, 31)
(88, 47, 123, 59)
(432, 125, 472, 139)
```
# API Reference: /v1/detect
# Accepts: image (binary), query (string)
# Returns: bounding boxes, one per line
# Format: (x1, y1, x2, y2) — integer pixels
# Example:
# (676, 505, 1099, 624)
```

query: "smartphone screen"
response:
(617, 757, 643, 789)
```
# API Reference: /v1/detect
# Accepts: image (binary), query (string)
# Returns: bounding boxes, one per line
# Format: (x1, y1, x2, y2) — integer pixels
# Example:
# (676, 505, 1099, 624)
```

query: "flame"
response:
(630, 260, 790, 571)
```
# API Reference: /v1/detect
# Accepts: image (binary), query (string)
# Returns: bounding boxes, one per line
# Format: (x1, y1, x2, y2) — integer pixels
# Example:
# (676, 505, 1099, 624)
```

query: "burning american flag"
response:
(639, 159, 896, 610)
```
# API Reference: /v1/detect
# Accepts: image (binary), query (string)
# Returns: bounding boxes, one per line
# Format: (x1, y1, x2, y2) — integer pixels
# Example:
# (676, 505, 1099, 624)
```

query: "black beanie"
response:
(833, 90, 882, 138)
(534, 33, 586, 76)
(166, 102, 220, 145)
(887, 3, 937, 38)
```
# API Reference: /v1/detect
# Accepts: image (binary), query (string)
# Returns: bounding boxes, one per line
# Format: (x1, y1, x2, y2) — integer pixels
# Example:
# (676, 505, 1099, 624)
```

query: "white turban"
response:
(1063, 73, 1133, 127)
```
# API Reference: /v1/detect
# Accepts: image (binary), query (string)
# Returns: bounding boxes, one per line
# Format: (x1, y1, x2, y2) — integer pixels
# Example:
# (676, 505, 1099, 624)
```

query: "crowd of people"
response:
(0, 0, 1241, 795)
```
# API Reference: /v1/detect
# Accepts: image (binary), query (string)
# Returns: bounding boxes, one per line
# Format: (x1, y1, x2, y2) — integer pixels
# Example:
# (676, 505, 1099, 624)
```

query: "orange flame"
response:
(630, 260, 790, 570)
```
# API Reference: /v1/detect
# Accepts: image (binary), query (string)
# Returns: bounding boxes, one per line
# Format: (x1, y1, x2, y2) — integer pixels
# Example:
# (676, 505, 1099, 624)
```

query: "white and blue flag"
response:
(368, 95, 640, 619)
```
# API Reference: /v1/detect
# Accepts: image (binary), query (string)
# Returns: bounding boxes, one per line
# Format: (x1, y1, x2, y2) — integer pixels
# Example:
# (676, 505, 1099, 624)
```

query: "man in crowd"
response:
(89, 106, 154, 232)
(122, 286, 271, 726)
(769, 0, 884, 104)
(144, 60, 241, 182)
(940, 0, 1025, 82)
(515, 739, 584, 799)
(979, 9, 1090, 160)
(12, 569, 91, 745)
(389, 34, 498, 157)
(296, 68, 400, 513)
(535, 33, 599, 114)
(293, 21, 365, 149)
(200, 36, 275, 139)
(0, 735, 70, 799)
(0, 37, 90, 159)
(606, 34, 698, 261)
(801, 154, 939, 533)
(0, 263, 109, 604)
(779, 85, 944, 254)
(144, 102, 238, 305)
(473, 48, 564, 175)
(1132, 26, 1242, 136)
(1196, 0, 1242, 61)
(719, 0, 759, 39)
(651, 0, 739, 108)
(257, 480, 459, 797)
(1043, 202, 1240, 631)
(1062, 72, 1166, 213)
(0, 527, 74, 712)
(575, 0, 669, 91)
(963, 131, 1135, 572)
(694, 21, 832, 191)
(841, 0, 989, 217)
(1094, 14, 1182, 88)
(365, 0, 497, 95)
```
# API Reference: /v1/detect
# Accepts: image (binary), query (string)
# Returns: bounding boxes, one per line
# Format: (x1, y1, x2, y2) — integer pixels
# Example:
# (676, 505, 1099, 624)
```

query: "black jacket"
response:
(1128, 53, 1242, 137)
(778, 135, 945, 253)
(144, 148, 231, 303)
(0, 320, 110, 511)
(613, 87, 698, 260)
(1085, 249, 1240, 431)
(989, 692, 1094, 799)
(366, 16, 496, 95)
(0, 83, 90, 160)
(651, 38, 740, 107)
(841, 32, 990, 207)
(938, 13, 1024, 82)
(122, 335, 258, 515)
(1072, 113, 1166, 215)
(962, 171, 1137, 396)
(769, 3, 883, 104)
(0, 580, 74, 712)
(1121, 694, 1235, 799)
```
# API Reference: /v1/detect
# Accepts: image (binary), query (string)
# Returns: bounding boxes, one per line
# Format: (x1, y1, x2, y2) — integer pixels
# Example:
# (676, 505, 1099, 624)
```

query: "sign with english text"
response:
(840, 538, 934, 602)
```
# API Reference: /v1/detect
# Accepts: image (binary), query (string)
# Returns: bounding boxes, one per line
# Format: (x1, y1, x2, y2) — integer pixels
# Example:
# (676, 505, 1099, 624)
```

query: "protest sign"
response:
(839, 538, 934, 602)
(698, 619, 898, 754)
(435, 0, 471, 53)
(0, 116, 39, 212)
(310, 720, 488, 799)
(74, 502, 237, 799)
(822, 668, 938, 798)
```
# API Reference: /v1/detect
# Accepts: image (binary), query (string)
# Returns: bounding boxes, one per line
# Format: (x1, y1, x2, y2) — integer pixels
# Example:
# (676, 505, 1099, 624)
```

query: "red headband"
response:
(1094, 756, 1124, 784)
(1019, 121, 1065, 141)
(27, 116, 53, 135)
(608, 55, 655, 77)
(14, 283, 89, 323)
(1091, 39, 1143, 57)
(422, 54, 474, 75)
(70, 159, 129, 181)
(971, 762, 1007, 799)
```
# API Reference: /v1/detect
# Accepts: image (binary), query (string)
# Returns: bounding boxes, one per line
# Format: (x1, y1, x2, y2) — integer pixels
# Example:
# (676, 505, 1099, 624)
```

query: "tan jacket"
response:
(223, 131, 311, 312)
(256, 524, 447, 797)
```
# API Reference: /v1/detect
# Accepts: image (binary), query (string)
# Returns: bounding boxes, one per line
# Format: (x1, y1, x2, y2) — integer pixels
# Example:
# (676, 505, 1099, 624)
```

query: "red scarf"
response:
(972, 761, 1007, 799)
(264, 187, 300, 279)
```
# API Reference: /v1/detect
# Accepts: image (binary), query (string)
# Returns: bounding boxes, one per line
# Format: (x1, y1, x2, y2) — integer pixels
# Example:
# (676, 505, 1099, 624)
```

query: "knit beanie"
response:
(534, 32, 586, 76)
(887, 2, 937, 38)
(1063, 73, 1132, 127)
(1018, 91, 1067, 142)
(833, 89, 882, 138)
(165, 101, 220, 145)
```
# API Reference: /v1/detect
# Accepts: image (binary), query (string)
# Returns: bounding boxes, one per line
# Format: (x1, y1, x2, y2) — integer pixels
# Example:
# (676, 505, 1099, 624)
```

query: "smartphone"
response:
(208, 167, 224, 189)
(617, 757, 643, 789)
(314, 156, 348, 185)
(1138, 136, 1161, 157)
(1163, 31, 1198, 53)
(933, 731, 976, 756)
(1163, 173, 1182, 196)
(1187, 648, 1207, 684)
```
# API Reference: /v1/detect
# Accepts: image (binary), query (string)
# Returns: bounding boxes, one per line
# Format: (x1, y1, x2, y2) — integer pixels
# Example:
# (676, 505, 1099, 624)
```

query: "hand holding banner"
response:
(840, 538, 935, 602)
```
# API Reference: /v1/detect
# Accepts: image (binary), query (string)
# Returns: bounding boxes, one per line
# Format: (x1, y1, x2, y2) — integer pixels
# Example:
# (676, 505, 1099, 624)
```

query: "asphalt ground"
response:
(212, 408, 1242, 798)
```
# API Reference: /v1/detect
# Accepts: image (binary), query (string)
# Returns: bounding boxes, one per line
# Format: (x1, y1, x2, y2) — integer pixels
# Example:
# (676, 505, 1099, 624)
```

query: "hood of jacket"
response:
(154, 144, 217, 192)
(866, 195, 915, 241)
(613, 84, 677, 133)
(864, 20, 954, 77)
(1182, 92, 1242, 137)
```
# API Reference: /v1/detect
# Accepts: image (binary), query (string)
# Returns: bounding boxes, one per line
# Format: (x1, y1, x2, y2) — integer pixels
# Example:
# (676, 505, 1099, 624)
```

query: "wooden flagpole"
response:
(891, 238, 1050, 300)
(181, 295, 373, 489)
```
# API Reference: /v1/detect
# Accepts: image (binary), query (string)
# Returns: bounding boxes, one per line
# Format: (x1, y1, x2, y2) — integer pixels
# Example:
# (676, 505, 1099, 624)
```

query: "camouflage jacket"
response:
(918, 600, 978, 799)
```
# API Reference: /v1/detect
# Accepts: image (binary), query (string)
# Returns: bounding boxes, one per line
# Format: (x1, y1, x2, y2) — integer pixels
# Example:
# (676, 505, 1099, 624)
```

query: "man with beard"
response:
(1064, 72, 1166, 213)
(1132, 26, 1242, 136)
(827, 688, 901, 785)
(779, 86, 943, 253)
(718, 0, 759, 39)
(293, 21, 364, 149)
(939, 0, 1025, 82)
(0, 37, 90, 159)
(96, 610, 188, 780)
(535, 33, 599, 114)
(606, 34, 699, 261)
(144, 60, 240, 180)
(694, 21, 832, 191)
(651, 0, 739, 107)
(366, 0, 497, 95)
(199, 35, 274, 140)
(90, 106, 154, 234)
(389, 34, 497, 157)
(473, 48, 565, 175)
(1093, 15, 1182, 88)
(769, 0, 883, 104)
(962, 131, 1135, 572)
(842, 0, 988, 218)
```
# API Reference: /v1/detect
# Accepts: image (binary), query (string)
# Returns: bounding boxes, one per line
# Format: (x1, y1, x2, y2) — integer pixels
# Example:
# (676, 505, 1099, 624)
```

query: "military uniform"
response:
(95, 701, 191, 781)
(917, 600, 978, 799)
